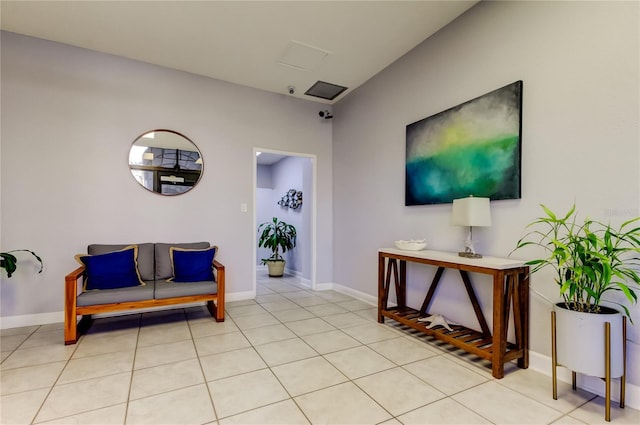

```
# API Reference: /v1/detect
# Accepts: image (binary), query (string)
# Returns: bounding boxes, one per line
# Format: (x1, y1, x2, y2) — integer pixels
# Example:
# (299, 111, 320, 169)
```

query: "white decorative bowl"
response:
(394, 239, 427, 251)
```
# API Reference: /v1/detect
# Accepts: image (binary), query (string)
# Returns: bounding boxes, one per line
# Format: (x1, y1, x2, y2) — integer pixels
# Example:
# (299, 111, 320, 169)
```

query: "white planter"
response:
(266, 260, 286, 277)
(554, 303, 624, 378)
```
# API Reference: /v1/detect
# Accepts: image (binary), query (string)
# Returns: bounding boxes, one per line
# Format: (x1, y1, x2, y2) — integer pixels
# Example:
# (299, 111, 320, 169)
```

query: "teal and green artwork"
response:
(405, 81, 522, 205)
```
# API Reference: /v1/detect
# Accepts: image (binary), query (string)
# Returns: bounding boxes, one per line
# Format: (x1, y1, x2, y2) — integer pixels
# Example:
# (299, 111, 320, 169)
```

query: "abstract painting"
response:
(405, 81, 522, 205)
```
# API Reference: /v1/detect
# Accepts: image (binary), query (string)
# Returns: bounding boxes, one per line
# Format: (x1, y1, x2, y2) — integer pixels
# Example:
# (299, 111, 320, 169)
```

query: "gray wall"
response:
(0, 31, 333, 321)
(333, 0, 639, 386)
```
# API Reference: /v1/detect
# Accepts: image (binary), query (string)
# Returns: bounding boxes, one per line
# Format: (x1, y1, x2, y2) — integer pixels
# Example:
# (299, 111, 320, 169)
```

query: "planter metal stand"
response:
(551, 311, 627, 421)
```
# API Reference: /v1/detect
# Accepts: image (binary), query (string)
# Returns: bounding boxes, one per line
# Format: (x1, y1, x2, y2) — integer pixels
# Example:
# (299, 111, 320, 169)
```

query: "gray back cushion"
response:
(154, 242, 210, 280)
(87, 243, 155, 281)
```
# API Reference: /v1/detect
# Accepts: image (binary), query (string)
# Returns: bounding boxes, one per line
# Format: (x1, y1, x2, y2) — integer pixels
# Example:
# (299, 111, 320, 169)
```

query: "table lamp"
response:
(451, 196, 491, 258)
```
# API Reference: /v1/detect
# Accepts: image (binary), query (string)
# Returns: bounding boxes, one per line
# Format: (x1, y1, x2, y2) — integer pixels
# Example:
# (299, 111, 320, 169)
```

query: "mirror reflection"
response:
(128, 130, 203, 195)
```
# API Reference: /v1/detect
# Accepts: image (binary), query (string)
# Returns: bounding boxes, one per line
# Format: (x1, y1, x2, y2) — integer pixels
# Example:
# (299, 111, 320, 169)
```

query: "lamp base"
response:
(458, 251, 483, 259)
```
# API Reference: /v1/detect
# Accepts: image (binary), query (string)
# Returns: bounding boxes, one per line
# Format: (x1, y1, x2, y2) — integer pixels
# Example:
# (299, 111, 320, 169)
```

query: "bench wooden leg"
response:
(206, 300, 216, 317)
(65, 277, 78, 345)
(64, 318, 78, 345)
(66, 315, 94, 345)
(207, 300, 225, 322)
(64, 307, 78, 345)
(216, 295, 224, 322)
(78, 315, 94, 335)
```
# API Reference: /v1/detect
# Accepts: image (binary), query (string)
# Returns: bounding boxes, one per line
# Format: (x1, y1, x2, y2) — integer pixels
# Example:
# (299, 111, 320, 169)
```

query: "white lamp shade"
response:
(451, 196, 492, 227)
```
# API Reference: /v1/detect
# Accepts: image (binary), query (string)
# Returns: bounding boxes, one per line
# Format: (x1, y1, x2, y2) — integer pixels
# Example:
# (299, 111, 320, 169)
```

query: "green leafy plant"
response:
(512, 204, 640, 322)
(258, 217, 297, 264)
(1, 249, 43, 278)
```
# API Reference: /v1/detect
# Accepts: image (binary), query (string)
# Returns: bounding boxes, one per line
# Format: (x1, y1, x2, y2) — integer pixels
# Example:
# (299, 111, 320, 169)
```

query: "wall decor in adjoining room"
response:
(405, 80, 523, 205)
(278, 188, 303, 209)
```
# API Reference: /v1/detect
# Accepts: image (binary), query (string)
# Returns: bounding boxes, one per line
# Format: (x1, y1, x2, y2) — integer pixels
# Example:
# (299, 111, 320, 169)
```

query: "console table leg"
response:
(420, 267, 445, 315)
(378, 253, 387, 323)
(459, 270, 491, 336)
(398, 260, 407, 309)
(517, 270, 529, 369)
(491, 271, 507, 379)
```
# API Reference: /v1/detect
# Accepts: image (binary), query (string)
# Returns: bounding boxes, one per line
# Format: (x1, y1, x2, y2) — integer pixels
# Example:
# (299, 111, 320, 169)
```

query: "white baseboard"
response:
(331, 283, 378, 306)
(298, 279, 312, 289)
(329, 282, 399, 307)
(226, 290, 256, 302)
(0, 311, 63, 329)
(313, 282, 334, 291)
(0, 290, 257, 329)
(258, 265, 312, 289)
(284, 268, 312, 289)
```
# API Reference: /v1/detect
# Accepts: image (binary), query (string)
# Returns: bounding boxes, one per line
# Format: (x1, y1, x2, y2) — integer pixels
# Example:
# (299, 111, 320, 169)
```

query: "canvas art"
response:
(405, 81, 523, 205)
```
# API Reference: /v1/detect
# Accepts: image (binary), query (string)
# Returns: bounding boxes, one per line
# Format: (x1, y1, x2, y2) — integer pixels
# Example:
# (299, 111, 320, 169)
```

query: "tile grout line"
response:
(29, 324, 81, 425)
(191, 307, 226, 423)
(255, 276, 408, 424)
(122, 312, 142, 424)
(2, 272, 636, 424)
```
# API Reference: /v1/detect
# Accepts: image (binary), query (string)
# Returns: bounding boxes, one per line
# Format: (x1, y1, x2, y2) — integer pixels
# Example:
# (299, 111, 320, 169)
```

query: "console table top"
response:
(379, 248, 527, 270)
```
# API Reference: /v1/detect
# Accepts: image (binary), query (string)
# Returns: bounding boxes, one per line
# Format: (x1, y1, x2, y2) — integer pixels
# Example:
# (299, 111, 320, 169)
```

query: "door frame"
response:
(253, 147, 317, 292)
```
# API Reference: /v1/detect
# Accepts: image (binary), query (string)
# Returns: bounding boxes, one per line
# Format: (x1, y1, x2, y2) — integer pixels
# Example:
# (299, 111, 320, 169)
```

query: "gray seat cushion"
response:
(87, 243, 155, 281)
(154, 280, 218, 300)
(154, 242, 210, 280)
(78, 243, 216, 306)
(77, 283, 155, 306)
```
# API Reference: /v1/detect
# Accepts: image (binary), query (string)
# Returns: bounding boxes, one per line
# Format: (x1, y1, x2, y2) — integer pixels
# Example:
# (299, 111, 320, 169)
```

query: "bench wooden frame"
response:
(64, 260, 225, 345)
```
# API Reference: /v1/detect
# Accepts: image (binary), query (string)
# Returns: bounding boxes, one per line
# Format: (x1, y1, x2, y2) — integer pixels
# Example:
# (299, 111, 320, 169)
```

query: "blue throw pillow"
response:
(169, 246, 217, 282)
(75, 246, 144, 290)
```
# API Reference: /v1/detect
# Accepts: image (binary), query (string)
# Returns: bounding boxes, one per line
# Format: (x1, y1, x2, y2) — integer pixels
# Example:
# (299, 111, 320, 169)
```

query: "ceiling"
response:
(0, 0, 477, 106)
(1, 1, 478, 166)
(256, 152, 289, 166)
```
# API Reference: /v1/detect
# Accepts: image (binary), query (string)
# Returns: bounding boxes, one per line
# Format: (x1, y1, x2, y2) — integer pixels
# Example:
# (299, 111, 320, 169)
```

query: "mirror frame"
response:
(128, 129, 203, 196)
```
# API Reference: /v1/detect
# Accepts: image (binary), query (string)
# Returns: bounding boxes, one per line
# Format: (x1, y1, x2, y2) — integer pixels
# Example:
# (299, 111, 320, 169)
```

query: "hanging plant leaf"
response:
(1, 250, 43, 278)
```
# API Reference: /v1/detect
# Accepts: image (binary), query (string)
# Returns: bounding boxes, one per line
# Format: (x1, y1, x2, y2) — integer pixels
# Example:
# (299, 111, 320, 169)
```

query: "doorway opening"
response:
(253, 148, 316, 294)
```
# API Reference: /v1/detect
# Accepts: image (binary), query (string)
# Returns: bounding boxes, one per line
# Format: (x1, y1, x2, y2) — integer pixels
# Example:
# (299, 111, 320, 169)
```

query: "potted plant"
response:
(1, 249, 43, 278)
(512, 204, 640, 419)
(513, 204, 640, 321)
(258, 217, 297, 277)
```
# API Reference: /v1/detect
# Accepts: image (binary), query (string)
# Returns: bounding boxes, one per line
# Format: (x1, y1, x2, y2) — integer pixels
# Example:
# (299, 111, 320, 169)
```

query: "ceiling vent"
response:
(304, 81, 348, 101)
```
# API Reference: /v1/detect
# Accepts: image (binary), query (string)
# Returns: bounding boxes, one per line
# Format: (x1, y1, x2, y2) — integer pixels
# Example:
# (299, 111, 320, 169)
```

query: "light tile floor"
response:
(1, 271, 639, 424)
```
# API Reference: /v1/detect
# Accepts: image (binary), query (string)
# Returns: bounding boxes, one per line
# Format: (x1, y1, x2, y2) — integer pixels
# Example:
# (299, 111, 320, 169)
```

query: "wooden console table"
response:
(378, 248, 529, 379)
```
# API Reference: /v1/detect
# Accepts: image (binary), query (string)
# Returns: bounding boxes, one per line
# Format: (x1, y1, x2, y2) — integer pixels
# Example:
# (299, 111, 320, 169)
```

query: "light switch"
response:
(240, 203, 248, 213)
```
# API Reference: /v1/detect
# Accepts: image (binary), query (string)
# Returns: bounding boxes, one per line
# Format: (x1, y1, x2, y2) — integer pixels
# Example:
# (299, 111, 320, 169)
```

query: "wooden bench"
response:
(64, 242, 225, 345)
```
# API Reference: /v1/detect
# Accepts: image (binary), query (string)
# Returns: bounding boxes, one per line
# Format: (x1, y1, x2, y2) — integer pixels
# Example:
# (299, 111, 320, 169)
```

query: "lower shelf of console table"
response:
(378, 248, 529, 379)
(381, 306, 521, 363)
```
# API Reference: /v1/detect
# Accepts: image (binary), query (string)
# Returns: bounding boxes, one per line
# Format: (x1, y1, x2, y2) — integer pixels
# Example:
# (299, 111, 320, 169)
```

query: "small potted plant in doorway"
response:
(512, 204, 640, 420)
(258, 217, 297, 277)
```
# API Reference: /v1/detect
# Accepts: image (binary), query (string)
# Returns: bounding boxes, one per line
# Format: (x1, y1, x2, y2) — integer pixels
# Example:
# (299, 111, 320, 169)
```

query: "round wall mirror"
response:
(128, 130, 203, 195)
